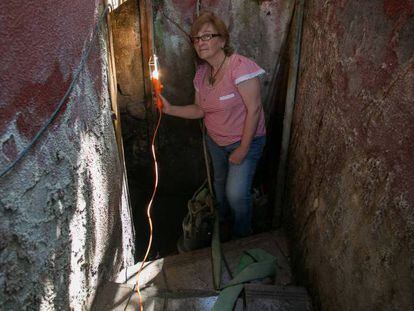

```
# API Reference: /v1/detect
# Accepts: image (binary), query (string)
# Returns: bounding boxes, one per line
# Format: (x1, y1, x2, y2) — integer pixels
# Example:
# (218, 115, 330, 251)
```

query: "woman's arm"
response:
(160, 92, 205, 119)
(229, 77, 262, 165)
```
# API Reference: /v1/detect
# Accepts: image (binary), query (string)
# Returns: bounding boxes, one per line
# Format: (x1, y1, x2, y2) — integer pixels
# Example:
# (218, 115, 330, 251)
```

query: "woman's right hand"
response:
(159, 94, 171, 114)
(154, 94, 203, 119)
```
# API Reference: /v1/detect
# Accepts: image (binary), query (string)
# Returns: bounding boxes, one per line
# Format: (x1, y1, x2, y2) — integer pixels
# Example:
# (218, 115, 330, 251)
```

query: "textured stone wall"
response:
(288, 0, 414, 310)
(0, 1, 134, 309)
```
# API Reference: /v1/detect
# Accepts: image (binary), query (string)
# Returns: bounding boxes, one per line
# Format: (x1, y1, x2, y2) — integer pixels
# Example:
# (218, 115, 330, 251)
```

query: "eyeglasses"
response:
(191, 33, 221, 44)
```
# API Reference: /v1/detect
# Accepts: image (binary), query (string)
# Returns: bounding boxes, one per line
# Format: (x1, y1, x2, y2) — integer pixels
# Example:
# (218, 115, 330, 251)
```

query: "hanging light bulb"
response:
(149, 54, 163, 109)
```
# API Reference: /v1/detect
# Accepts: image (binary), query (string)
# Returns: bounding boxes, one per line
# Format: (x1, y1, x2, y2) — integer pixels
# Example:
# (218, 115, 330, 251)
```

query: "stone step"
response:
(245, 284, 313, 311)
(92, 230, 299, 310)
(115, 230, 293, 291)
(90, 282, 137, 311)
(91, 282, 312, 311)
(90, 281, 244, 310)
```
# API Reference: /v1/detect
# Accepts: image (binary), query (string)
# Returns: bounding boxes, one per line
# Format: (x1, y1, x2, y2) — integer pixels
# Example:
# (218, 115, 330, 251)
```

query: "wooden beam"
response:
(273, 0, 305, 228)
(138, 0, 155, 111)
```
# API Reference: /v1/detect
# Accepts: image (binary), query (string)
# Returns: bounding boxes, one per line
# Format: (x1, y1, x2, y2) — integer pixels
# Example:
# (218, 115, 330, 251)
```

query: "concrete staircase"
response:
(91, 230, 313, 310)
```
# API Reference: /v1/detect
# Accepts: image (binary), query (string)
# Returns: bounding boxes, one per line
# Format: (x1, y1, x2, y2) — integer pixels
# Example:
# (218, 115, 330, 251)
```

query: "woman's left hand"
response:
(229, 146, 248, 165)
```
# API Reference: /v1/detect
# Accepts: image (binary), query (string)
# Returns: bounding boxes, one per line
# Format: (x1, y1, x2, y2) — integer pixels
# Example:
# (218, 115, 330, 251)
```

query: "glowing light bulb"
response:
(149, 54, 163, 109)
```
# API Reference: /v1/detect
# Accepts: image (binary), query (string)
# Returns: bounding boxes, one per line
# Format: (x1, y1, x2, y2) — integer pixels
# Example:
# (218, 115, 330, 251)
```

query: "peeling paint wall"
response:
(0, 1, 134, 310)
(288, 0, 414, 309)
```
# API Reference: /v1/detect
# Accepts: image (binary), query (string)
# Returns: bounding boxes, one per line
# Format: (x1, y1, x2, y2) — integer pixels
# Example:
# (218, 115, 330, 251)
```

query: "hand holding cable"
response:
(157, 94, 172, 114)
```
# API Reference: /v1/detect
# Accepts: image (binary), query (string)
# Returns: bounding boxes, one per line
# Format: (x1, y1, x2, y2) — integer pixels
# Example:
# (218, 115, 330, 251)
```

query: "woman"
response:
(161, 11, 266, 238)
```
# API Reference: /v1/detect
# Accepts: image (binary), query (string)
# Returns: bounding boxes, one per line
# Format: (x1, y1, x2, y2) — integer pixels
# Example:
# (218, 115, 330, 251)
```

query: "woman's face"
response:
(193, 23, 225, 61)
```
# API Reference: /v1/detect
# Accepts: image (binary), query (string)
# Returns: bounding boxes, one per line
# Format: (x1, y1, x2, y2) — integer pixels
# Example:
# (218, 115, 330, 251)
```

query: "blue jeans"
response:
(206, 135, 265, 237)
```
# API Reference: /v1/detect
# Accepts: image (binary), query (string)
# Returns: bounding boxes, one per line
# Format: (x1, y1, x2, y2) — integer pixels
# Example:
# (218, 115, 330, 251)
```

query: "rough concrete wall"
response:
(0, 1, 134, 310)
(288, 0, 414, 310)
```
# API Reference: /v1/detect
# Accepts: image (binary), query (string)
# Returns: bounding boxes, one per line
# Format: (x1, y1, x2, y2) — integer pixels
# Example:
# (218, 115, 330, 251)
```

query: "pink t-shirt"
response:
(193, 53, 266, 146)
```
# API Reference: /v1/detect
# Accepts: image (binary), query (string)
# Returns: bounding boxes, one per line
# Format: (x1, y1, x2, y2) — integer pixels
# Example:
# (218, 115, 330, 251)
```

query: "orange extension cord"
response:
(136, 106, 162, 311)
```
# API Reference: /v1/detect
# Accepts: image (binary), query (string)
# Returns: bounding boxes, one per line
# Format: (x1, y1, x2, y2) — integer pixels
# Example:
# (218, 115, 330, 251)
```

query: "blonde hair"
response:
(191, 11, 234, 56)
